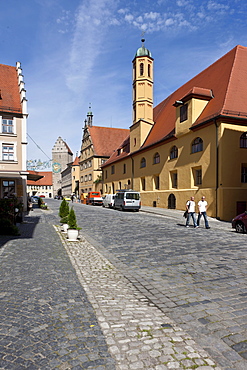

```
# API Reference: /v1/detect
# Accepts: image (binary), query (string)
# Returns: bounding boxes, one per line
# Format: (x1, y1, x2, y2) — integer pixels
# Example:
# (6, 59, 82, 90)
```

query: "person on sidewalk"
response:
(197, 196, 210, 229)
(185, 196, 198, 228)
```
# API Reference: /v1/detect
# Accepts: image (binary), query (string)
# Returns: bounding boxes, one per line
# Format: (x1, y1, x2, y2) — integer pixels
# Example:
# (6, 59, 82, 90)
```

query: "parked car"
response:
(113, 190, 141, 211)
(232, 211, 247, 233)
(103, 194, 115, 208)
(86, 191, 103, 206)
(64, 197, 71, 201)
(31, 196, 40, 203)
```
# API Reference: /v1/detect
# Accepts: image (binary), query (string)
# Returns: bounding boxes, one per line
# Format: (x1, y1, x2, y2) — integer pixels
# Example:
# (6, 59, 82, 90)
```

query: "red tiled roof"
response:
(104, 44, 247, 167)
(144, 44, 247, 147)
(27, 171, 52, 186)
(88, 126, 129, 157)
(0, 63, 22, 114)
(72, 156, 79, 166)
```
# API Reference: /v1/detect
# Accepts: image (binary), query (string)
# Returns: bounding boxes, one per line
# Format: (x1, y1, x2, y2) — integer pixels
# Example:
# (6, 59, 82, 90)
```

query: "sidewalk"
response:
(140, 205, 231, 231)
(0, 207, 221, 369)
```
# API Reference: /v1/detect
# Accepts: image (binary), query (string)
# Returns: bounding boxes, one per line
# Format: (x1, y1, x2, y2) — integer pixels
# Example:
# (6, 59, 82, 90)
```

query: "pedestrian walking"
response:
(185, 196, 198, 228)
(197, 196, 210, 229)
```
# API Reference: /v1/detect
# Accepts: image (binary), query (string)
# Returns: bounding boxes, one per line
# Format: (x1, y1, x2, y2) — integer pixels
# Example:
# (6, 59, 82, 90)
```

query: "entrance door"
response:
(168, 194, 176, 209)
(236, 201, 246, 215)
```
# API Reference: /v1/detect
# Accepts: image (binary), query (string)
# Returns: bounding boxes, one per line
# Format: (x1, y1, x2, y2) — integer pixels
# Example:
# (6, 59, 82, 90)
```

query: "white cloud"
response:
(66, 0, 118, 94)
(125, 14, 134, 22)
(207, 1, 230, 11)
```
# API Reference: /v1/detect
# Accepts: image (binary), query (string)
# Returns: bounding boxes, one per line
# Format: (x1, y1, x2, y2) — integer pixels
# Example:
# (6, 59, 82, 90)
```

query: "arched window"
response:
(148, 64, 151, 77)
(140, 157, 146, 168)
(153, 152, 160, 164)
(240, 132, 247, 148)
(140, 63, 144, 76)
(170, 146, 178, 159)
(192, 137, 203, 153)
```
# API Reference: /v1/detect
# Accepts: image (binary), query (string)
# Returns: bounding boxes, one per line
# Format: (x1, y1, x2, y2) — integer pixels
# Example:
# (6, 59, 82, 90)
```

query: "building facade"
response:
(52, 136, 73, 197)
(102, 42, 247, 221)
(0, 62, 28, 211)
(27, 171, 53, 198)
(79, 110, 128, 198)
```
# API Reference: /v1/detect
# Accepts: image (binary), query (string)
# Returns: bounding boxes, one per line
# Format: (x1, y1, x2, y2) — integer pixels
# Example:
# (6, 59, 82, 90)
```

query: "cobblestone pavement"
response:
(1, 200, 246, 369)
(48, 200, 247, 370)
(0, 208, 115, 369)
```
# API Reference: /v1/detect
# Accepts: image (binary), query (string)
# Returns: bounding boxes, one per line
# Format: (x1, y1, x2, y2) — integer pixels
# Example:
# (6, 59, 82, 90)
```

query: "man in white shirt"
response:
(197, 196, 210, 229)
(185, 196, 198, 228)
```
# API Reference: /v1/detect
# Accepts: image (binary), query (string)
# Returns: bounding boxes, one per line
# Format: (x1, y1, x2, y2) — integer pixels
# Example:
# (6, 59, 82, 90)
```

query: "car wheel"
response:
(236, 222, 246, 233)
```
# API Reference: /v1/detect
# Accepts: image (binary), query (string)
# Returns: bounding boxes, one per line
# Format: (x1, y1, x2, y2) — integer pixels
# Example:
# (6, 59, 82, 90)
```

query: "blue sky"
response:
(1, 0, 247, 168)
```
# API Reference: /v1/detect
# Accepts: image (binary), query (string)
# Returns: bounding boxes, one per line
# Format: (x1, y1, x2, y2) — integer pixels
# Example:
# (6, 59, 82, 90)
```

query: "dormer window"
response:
(180, 104, 188, 122)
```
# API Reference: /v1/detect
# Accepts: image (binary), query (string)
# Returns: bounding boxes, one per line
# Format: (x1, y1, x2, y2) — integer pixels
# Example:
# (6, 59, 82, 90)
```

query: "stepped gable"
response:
(0, 63, 22, 114)
(88, 126, 129, 157)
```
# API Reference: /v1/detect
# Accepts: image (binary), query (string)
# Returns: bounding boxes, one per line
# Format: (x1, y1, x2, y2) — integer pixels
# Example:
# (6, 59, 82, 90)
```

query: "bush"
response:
(0, 217, 20, 236)
(68, 207, 79, 229)
(59, 199, 69, 223)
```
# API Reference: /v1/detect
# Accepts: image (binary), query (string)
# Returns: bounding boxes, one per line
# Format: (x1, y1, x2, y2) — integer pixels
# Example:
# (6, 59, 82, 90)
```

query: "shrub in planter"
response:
(67, 207, 81, 241)
(67, 207, 79, 229)
(59, 199, 69, 223)
(0, 217, 20, 236)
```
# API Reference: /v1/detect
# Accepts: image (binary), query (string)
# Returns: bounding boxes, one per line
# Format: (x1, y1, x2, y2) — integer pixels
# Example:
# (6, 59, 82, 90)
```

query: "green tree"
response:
(67, 207, 78, 229)
(59, 199, 69, 223)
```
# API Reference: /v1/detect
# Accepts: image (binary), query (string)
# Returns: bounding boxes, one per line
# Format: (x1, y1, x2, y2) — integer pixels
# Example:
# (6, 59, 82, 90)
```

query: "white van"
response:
(103, 194, 115, 208)
(113, 190, 141, 211)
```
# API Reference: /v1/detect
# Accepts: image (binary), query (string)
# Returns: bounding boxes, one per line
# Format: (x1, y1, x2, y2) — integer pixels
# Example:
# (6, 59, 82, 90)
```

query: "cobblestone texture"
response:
(1, 199, 246, 370)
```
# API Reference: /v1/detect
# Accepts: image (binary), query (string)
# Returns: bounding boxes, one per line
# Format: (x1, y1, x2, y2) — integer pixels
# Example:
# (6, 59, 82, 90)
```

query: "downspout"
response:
(131, 156, 134, 189)
(214, 119, 219, 219)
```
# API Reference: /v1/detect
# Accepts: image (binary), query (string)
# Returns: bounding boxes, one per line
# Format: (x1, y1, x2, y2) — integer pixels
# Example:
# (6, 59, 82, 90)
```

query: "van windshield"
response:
(126, 193, 140, 200)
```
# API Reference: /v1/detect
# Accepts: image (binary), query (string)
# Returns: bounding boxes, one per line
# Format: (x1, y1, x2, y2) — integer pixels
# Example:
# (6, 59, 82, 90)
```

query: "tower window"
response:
(148, 64, 151, 77)
(140, 63, 144, 76)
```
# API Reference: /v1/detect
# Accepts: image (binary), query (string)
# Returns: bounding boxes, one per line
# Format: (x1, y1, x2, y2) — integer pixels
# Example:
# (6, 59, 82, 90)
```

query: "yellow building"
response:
(79, 110, 128, 199)
(102, 41, 247, 221)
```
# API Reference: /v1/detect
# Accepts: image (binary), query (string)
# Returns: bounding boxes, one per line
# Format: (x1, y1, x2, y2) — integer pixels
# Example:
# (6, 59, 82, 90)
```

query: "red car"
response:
(232, 211, 247, 233)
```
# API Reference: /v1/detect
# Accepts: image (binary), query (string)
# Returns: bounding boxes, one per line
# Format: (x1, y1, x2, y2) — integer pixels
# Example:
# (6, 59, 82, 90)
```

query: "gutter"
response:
(214, 119, 219, 219)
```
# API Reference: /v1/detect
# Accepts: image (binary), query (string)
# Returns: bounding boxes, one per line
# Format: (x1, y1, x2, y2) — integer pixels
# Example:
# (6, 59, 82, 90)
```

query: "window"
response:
(180, 104, 188, 122)
(111, 165, 115, 175)
(192, 137, 203, 153)
(123, 163, 126, 174)
(170, 146, 178, 160)
(140, 157, 146, 168)
(240, 132, 247, 148)
(2, 180, 15, 197)
(148, 64, 151, 77)
(140, 63, 144, 76)
(170, 171, 177, 188)
(193, 167, 202, 186)
(88, 174, 92, 181)
(241, 164, 247, 183)
(154, 175, 160, 190)
(2, 144, 14, 161)
(2, 119, 13, 134)
(141, 177, 145, 190)
(153, 152, 160, 164)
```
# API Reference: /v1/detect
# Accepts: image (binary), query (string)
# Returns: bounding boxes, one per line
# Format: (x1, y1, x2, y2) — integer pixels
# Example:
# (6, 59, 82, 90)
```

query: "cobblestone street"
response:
(1, 200, 247, 369)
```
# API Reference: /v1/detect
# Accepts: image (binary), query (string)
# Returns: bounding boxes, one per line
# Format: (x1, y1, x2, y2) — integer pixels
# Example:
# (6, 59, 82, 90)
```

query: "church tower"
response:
(130, 39, 154, 152)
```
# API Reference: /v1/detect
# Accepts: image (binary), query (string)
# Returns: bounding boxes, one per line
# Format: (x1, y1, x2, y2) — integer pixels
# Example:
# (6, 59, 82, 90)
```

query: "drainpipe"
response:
(214, 119, 219, 219)
(131, 156, 134, 190)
